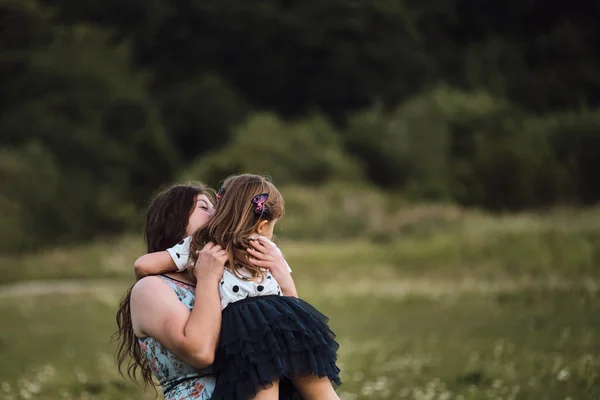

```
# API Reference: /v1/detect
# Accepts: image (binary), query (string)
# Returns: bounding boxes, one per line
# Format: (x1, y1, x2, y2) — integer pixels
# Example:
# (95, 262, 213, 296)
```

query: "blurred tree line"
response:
(1, 0, 600, 252)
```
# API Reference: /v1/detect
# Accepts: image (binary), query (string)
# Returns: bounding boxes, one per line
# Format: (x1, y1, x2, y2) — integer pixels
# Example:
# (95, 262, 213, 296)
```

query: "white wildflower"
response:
(352, 372, 364, 382)
(74, 367, 88, 384)
(374, 376, 389, 391)
(439, 392, 452, 400)
(339, 392, 358, 400)
(22, 382, 39, 395)
(361, 382, 374, 396)
(557, 368, 570, 382)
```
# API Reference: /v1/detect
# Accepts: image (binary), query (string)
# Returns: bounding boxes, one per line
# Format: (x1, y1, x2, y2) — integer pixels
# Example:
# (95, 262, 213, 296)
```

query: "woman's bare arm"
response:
(130, 243, 227, 368)
(131, 277, 220, 368)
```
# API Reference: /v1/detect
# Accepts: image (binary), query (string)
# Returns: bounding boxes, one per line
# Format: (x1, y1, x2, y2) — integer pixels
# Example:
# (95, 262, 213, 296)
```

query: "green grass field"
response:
(1, 206, 599, 399)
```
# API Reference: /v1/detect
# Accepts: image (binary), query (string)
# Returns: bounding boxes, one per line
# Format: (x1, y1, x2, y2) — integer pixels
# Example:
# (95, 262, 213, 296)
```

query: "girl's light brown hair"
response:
(113, 182, 214, 389)
(190, 174, 284, 281)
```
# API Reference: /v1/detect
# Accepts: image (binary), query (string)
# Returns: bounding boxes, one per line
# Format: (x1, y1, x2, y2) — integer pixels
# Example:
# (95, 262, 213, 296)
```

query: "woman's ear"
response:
(256, 220, 270, 234)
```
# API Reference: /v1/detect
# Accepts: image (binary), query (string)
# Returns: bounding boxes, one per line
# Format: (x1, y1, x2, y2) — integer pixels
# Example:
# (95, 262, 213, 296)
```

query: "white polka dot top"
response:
(167, 236, 292, 310)
(217, 269, 281, 310)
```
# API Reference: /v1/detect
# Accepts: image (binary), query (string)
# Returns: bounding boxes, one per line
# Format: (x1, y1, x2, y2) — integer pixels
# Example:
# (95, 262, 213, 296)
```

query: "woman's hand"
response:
(192, 242, 227, 283)
(247, 236, 298, 297)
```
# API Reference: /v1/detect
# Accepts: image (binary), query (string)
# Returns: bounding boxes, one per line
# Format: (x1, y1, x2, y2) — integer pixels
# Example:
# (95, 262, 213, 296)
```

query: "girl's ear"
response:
(256, 220, 270, 234)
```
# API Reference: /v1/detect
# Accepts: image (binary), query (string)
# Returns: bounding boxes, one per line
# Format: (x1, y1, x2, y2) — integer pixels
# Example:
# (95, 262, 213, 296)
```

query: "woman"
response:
(114, 183, 296, 399)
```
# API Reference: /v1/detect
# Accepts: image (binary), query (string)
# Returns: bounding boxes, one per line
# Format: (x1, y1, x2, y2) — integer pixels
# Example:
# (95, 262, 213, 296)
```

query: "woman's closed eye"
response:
(200, 206, 215, 215)
(197, 199, 214, 213)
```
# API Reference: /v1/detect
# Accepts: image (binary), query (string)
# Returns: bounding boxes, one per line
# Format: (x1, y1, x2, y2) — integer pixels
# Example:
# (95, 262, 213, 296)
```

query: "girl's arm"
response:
(134, 252, 177, 279)
(131, 243, 227, 368)
(134, 237, 193, 280)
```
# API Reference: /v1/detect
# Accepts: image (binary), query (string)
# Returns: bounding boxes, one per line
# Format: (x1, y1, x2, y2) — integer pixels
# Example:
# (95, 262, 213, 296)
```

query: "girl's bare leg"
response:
(251, 380, 279, 400)
(291, 376, 339, 400)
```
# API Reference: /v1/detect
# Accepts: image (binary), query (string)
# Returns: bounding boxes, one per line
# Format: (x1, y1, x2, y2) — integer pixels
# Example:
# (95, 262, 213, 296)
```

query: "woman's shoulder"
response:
(135, 274, 195, 291)
(131, 275, 172, 298)
(133, 275, 196, 307)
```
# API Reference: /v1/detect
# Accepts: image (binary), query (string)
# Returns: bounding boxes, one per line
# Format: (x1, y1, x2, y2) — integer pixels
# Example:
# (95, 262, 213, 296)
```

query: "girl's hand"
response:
(192, 242, 227, 283)
(247, 236, 298, 297)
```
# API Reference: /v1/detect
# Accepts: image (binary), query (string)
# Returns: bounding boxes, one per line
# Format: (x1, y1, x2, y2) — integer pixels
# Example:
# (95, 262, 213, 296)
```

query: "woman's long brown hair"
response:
(113, 182, 214, 389)
(190, 174, 284, 281)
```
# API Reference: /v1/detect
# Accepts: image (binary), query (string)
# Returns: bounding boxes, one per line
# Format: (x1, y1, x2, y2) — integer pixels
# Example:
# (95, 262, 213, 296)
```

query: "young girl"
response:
(136, 174, 341, 400)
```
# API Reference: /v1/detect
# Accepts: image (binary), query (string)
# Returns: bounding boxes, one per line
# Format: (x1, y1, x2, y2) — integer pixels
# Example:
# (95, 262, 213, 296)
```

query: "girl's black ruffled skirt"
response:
(211, 295, 341, 400)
